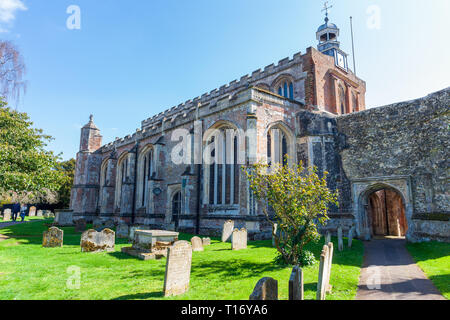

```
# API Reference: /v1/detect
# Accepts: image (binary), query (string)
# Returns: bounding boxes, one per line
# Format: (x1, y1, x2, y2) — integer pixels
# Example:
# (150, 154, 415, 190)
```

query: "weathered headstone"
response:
(93, 218, 115, 231)
(289, 266, 304, 300)
(81, 229, 115, 253)
(37, 210, 43, 217)
(29, 206, 36, 217)
(163, 241, 193, 297)
(317, 245, 330, 300)
(121, 229, 179, 260)
(325, 242, 334, 293)
(348, 227, 355, 248)
(249, 277, 278, 300)
(191, 236, 204, 252)
(54, 210, 73, 226)
(42, 227, 64, 248)
(325, 231, 331, 245)
(232, 228, 247, 250)
(202, 237, 211, 246)
(74, 219, 87, 233)
(43, 210, 53, 218)
(2, 209, 11, 221)
(222, 220, 234, 242)
(337, 227, 344, 251)
(272, 223, 278, 247)
(116, 223, 129, 239)
(128, 225, 150, 241)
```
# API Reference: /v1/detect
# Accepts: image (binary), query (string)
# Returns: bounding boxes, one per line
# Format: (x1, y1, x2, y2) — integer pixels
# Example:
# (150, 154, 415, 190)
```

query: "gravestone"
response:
(272, 223, 278, 247)
(249, 277, 278, 300)
(29, 206, 36, 217)
(325, 231, 331, 245)
(81, 229, 115, 253)
(337, 227, 344, 251)
(221, 220, 234, 242)
(43, 210, 54, 218)
(191, 236, 204, 252)
(74, 219, 87, 233)
(37, 210, 43, 217)
(42, 227, 64, 248)
(289, 266, 304, 300)
(232, 228, 247, 250)
(317, 245, 331, 300)
(325, 242, 334, 293)
(121, 230, 179, 260)
(116, 223, 129, 239)
(93, 218, 115, 231)
(3, 209, 11, 221)
(348, 227, 355, 248)
(54, 210, 73, 226)
(202, 237, 211, 246)
(163, 241, 193, 297)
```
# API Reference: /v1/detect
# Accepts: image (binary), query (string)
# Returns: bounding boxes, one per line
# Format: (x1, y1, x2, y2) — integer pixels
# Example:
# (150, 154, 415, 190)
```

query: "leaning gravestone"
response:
(191, 236, 204, 252)
(316, 244, 332, 300)
(221, 220, 234, 242)
(249, 277, 278, 300)
(289, 266, 304, 300)
(325, 231, 331, 245)
(81, 229, 115, 253)
(3, 209, 11, 221)
(337, 227, 344, 251)
(42, 227, 64, 248)
(232, 228, 247, 250)
(116, 223, 129, 239)
(325, 242, 334, 293)
(202, 237, 211, 246)
(163, 241, 193, 297)
(37, 210, 43, 217)
(74, 219, 87, 233)
(29, 206, 36, 217)
(54, 210, 73, 226)
(348, 226, 355, 248)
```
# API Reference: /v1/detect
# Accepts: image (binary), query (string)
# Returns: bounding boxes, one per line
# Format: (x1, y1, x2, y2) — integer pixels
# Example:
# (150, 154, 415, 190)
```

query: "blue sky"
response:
(1, 0, 449, 160)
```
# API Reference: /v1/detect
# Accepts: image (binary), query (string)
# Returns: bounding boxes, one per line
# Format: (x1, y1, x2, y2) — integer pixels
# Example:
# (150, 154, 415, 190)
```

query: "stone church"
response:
(70, 15, 449, 243)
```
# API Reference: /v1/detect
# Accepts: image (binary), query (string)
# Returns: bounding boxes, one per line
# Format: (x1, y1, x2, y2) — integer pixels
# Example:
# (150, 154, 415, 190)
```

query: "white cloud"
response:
(0, 0, 27, 32)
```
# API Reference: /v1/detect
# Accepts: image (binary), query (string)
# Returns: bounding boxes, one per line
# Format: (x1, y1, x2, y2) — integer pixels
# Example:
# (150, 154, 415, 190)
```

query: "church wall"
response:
(336, 88, 450, 242)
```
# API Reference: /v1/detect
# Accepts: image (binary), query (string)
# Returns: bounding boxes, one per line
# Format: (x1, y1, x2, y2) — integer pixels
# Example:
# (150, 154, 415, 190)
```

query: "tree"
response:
(0, 41, 26, 105)
(245, 160, 339, 266)
(0, 98, 64, 204)
(55, 158, 76, 208)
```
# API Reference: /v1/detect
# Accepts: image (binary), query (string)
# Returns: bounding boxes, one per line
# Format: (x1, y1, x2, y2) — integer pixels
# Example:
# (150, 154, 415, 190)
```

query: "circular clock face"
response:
(153, 188, 162, 195)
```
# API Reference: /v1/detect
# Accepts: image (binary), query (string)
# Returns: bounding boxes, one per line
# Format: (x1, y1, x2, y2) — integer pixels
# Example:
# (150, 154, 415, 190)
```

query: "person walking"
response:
(12, 203, 20, 222)
(20, 203, 27, 222)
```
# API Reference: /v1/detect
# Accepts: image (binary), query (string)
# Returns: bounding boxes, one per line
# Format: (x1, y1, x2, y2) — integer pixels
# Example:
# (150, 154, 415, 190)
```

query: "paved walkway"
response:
(356, 238, 445, 300)
(0, 221, 28, 229)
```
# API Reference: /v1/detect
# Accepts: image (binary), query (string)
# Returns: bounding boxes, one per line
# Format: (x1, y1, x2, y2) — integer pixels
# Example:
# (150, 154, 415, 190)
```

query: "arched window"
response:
(98, 159, 108, 211)
(115, 153, 129, 209)
(339, 85, 346, 115)
(267, 124, 291, 167)
(277, 81, 294, 100)
(136, 146, 154, 210)
(204, 124, 240, 206)
(171, 191, 182, 229)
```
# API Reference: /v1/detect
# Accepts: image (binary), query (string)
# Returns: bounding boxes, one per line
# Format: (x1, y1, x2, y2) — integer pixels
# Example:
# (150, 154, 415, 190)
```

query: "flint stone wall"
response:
(337, 88, 450, 242)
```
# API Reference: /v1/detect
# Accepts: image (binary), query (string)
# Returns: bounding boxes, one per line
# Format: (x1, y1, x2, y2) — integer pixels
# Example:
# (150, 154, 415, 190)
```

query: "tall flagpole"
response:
(350, 16, 356, 76)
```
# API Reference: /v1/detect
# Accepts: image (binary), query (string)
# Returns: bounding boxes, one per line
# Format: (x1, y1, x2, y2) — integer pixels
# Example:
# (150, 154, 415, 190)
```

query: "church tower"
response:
(316, 2, 349, 71)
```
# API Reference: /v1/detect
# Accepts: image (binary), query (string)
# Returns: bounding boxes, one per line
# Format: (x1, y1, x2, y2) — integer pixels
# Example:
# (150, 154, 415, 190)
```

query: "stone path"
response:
(356, 238, 445, 300)
(0, 221, 29, 229)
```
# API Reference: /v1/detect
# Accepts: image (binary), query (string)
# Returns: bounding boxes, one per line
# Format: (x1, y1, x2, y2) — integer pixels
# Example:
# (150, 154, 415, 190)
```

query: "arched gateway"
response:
(352, 176, 414, 241)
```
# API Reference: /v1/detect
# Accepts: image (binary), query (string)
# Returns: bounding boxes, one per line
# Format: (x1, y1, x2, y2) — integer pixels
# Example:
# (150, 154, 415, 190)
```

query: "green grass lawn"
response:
(1, 216, 46, 223)
(406, 241, 450, 299)
(0, 220, 364, 300)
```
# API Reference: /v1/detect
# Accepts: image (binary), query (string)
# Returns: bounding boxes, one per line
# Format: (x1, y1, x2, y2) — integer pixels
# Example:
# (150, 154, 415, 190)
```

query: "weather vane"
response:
(322, 1, 333, 20)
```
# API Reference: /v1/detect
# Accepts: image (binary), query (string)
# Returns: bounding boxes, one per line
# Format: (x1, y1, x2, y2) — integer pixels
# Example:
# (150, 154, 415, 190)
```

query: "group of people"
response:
(11, 203, 28, 222)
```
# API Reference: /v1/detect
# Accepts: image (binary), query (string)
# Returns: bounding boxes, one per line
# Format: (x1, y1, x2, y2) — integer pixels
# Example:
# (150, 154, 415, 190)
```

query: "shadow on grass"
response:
(108, 251, 138, 260)
(113, 291, 165, 300)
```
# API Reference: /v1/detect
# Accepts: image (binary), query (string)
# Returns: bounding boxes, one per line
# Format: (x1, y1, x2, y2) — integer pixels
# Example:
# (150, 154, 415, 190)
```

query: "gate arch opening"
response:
(367, 187, 408, 237)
